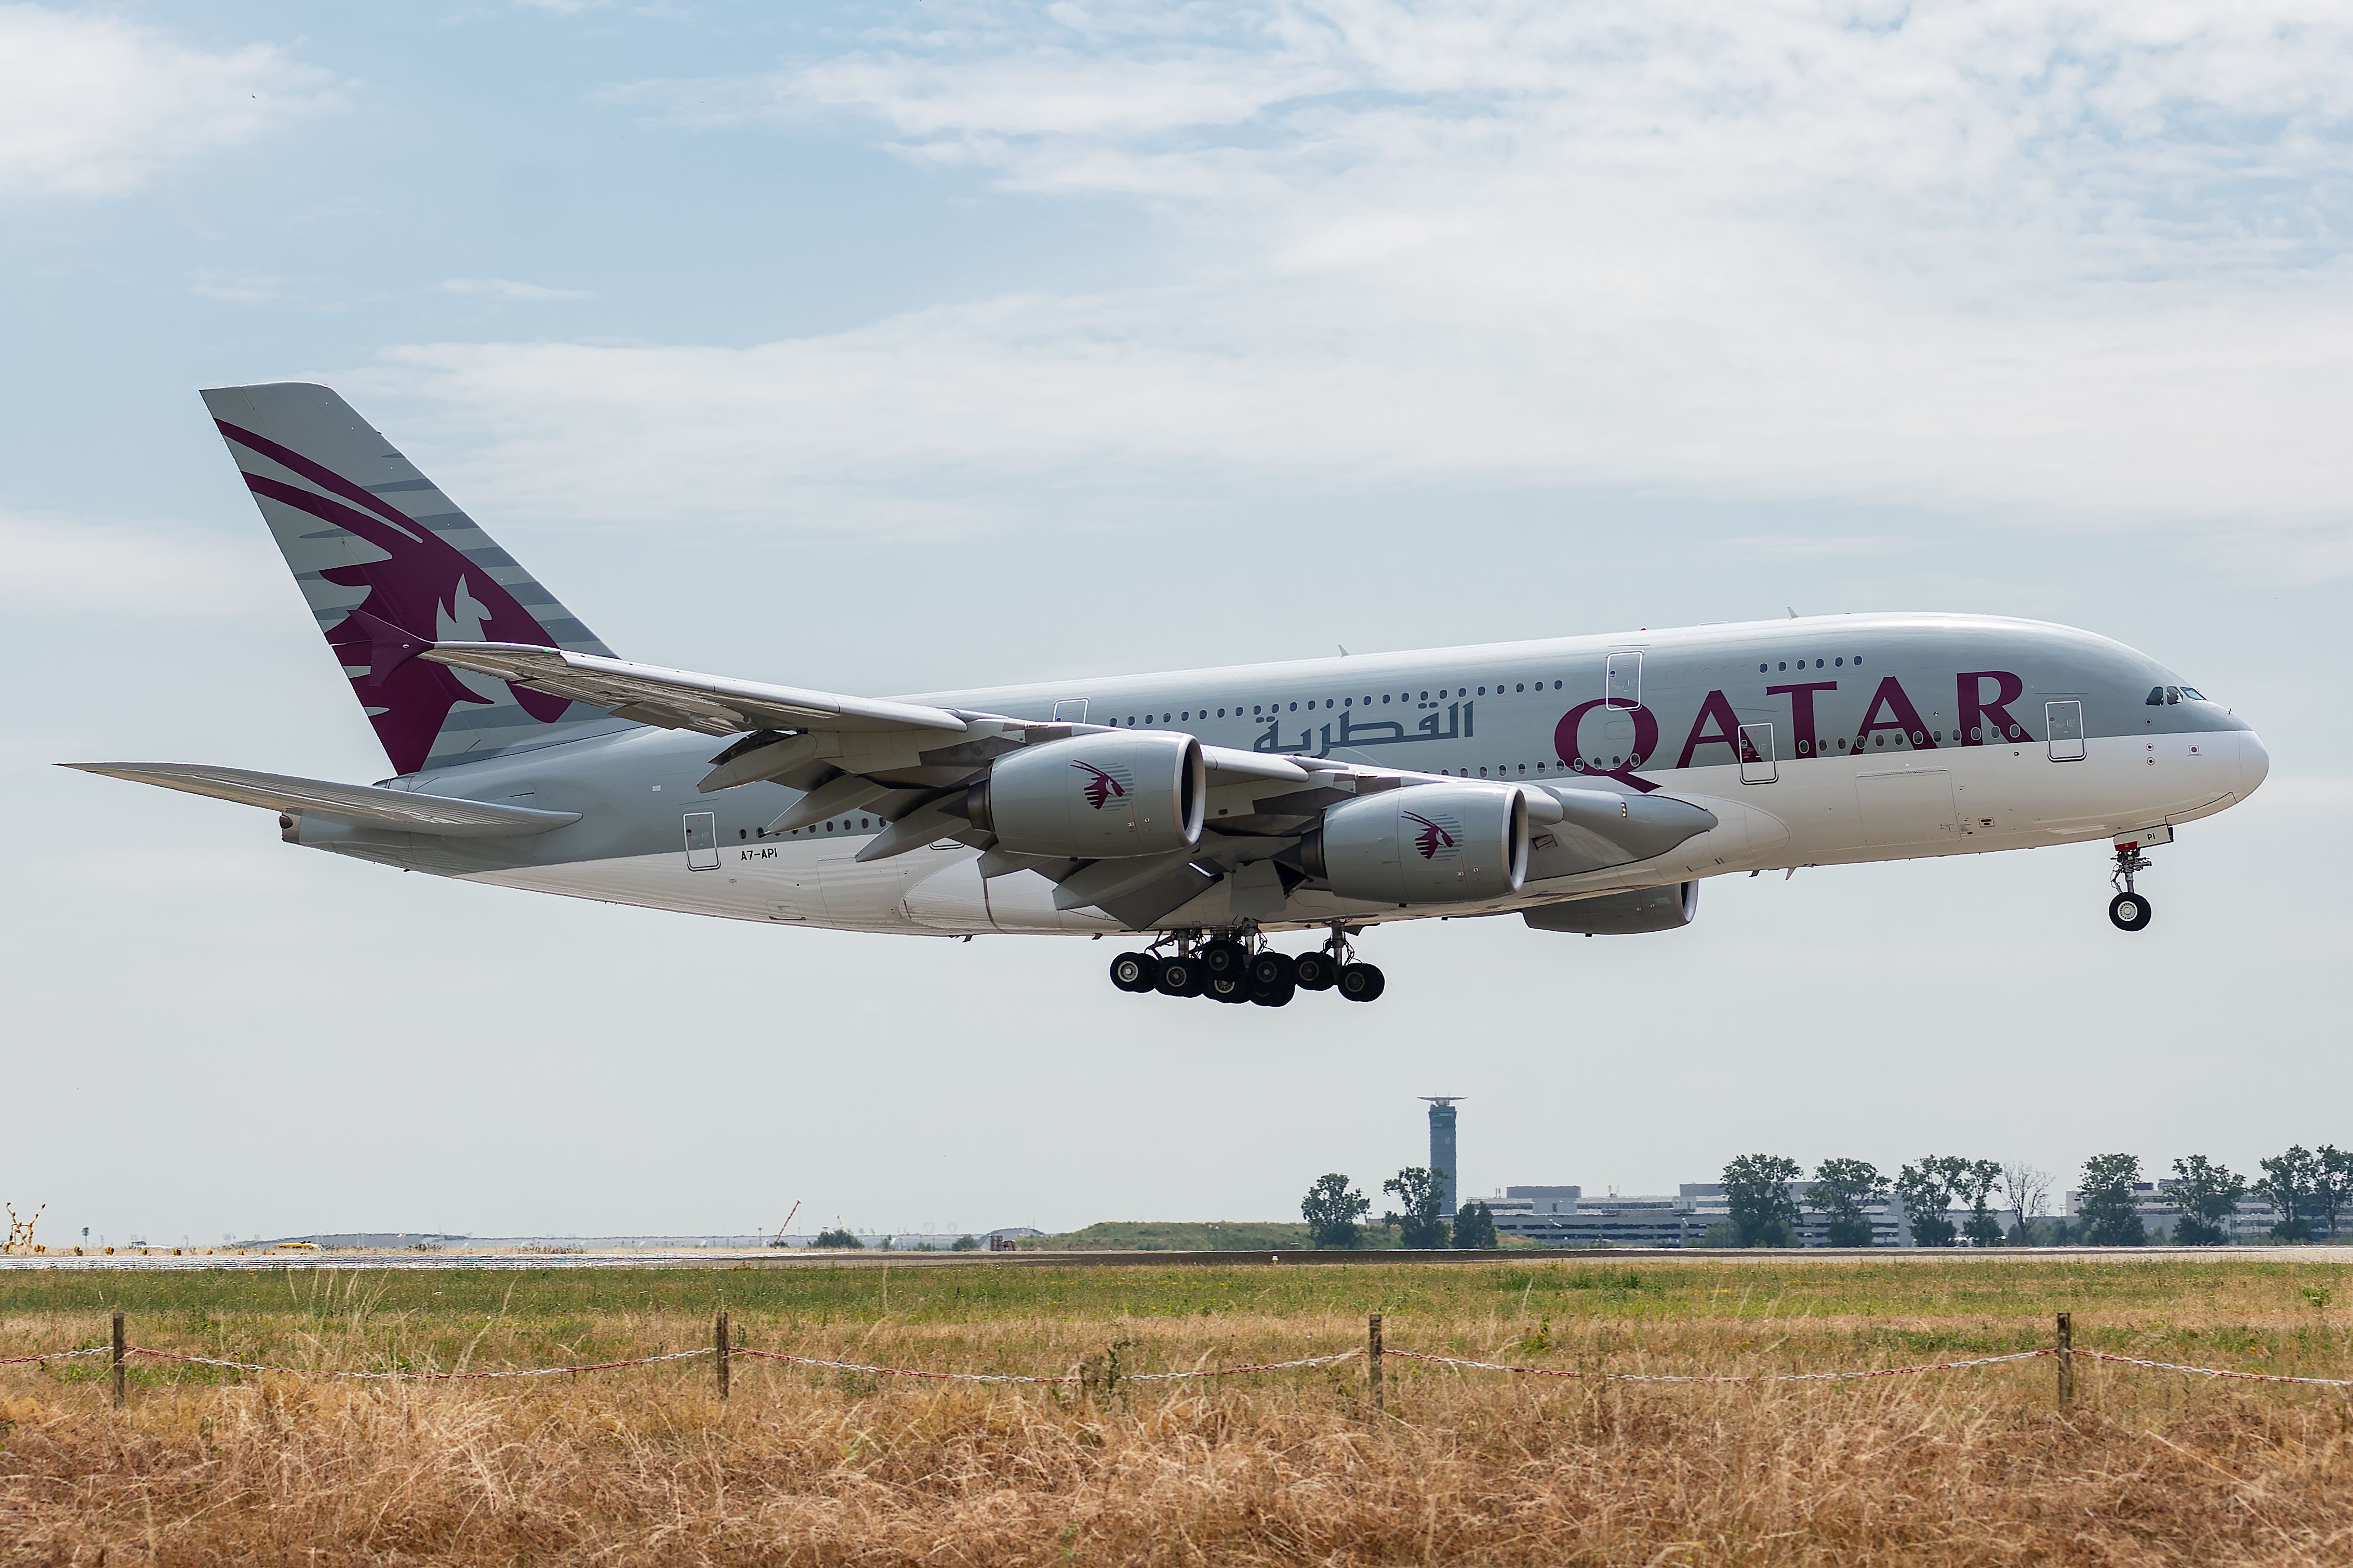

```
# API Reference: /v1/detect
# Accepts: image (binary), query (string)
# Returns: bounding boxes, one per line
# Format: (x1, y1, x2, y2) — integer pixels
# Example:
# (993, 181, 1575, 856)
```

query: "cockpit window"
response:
(2181, 686, 2206, 701)
(2146, 685, 2192, 705)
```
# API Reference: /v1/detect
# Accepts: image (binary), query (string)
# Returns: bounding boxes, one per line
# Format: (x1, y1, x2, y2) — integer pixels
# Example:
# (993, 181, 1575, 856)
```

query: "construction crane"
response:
(770, 1200, 802, 1248)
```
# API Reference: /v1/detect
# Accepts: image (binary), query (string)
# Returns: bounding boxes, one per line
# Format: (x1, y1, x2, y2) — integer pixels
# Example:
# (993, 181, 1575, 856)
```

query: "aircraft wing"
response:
(61, 762, 582, 837)
(420, 642, 970, 739)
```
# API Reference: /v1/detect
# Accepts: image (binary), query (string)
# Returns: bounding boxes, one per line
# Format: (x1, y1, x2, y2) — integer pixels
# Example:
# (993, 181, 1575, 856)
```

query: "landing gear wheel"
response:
(1292, 951, 1338, 991)
(1247, 951, 1297, 992)
(1249, 979, 1296, 1008)
(2108, 892, 2152, 932)
(1337, 962, 1386, 1002)
(1153, 956, 1205, 997)
(1110, 951, 1154, 992)
(1207, 973, 1252, 1004)
(1200, 939, 1251, 980)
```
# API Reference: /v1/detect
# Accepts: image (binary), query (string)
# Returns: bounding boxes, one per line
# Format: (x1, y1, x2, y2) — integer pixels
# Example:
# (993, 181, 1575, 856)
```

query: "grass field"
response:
(3, 1254, 2350, 1564)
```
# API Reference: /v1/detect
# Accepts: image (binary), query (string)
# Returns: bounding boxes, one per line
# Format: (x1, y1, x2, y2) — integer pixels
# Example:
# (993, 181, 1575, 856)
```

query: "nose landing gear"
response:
(2108, 840, 2155, 932)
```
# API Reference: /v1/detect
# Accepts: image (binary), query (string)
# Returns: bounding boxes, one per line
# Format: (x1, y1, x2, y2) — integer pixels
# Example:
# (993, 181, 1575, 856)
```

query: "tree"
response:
(1382, 1168, 1452, 1250)
(1721, 1154, 1803, 1247)
(952, 1234, 980, 1252)
(1953, 1159, 2006, 1246)
(1809, 1158, 1887, 1248)
(2256, 1146, 2321, 1242)
(2002, 1162, 2054, 1244)
(1453, 1200, 1500, 1250)
(2311, 1146, 2353, 1241)
(2077, 1154, 2147, 1247)
(1301, 1173, 1371, 1250)
(813, 1227, 863, 1249)
(2168, 1155, 2245, 1246)
(1892, 1160, 1959, 1247)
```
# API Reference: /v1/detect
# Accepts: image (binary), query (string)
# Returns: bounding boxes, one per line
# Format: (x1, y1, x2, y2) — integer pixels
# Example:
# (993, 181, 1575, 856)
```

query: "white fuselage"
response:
(447, 614, 2267, 938)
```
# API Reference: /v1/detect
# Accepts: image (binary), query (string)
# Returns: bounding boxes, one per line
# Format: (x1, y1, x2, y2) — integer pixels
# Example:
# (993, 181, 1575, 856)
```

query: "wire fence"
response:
(9, 1317, 2353, 1402)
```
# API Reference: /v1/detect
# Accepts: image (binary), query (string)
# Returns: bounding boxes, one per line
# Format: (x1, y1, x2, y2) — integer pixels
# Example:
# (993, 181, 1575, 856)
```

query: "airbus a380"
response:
(72, 384, 2270, 1006)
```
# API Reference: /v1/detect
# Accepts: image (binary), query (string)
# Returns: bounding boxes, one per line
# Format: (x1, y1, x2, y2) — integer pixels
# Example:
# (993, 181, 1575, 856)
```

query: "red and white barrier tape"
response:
(730, 1347, 1364, 1384)
(732, 1348, 1071, 1385)
(1384, 1348, 2053, 1384)
(123, 1345, 715, 1381)
(2077, 1349, 2353, 1388)
(9, 1341, 2348, 1390)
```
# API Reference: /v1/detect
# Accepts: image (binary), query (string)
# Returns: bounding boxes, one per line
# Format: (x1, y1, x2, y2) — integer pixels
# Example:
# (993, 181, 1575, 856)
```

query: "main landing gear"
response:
(1108, 924, 1385, 1005)
(2108, 840, 2155, 932)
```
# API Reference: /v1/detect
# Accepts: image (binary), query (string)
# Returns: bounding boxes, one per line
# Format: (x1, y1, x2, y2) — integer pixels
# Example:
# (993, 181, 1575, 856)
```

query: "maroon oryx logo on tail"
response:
(1074, 760, 1131, 810)
(1405, 811, 1459, 860)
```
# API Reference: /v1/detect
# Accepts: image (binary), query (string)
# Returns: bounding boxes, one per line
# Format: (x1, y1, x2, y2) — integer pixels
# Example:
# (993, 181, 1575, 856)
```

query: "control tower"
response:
(1419, 1097, 1462, 1217)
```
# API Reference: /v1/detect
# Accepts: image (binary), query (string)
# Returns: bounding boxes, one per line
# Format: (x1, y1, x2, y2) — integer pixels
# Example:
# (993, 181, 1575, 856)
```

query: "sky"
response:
(2, 0, 2348, 1246)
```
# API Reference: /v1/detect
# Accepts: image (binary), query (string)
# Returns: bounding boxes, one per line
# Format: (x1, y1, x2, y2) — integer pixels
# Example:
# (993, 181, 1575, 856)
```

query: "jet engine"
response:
(1298, 781, 1529, 906)
(1522, 881, 1698, 934)
(965, 731, 1205, 859)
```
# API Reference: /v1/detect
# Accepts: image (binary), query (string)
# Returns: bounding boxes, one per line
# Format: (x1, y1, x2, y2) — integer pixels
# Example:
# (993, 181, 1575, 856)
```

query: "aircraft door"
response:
(683, 811, 720, 870)
(2045, 700, 2086, 762)
(1605, 652, 1642, 709)
(1738, 723, 1777, 784)
(1051, 699, 1089, 723)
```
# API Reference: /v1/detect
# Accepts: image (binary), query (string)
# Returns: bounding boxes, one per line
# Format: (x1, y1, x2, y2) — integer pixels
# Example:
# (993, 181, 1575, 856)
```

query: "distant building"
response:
(1485, 1182, 2002, 1248)
(2062, 1181, 2296, 1242)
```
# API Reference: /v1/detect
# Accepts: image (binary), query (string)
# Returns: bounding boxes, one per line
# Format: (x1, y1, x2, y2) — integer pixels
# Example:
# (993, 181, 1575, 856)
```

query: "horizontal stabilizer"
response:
(421, 643, 968, 739)
(62, 762, 582, 837)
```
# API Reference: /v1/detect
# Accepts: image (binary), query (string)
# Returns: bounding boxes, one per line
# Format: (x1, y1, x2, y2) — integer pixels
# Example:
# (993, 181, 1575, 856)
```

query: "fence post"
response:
(715, 1310, 730, 1401)
(1368, 1312, 1383, 1415)
(2056, 1311, 2072, 1411)
(111, 1311, 125, 1409)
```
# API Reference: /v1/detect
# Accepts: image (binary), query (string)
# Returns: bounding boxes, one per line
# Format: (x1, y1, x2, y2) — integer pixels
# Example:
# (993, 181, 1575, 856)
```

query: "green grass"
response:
(1023, 1219, 1347, 1250)
(3, 1253, 2346, 1346)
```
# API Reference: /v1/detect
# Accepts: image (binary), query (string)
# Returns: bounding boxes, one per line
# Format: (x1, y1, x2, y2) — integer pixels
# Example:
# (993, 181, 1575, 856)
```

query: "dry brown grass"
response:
(3, 1256, 2351, 1565)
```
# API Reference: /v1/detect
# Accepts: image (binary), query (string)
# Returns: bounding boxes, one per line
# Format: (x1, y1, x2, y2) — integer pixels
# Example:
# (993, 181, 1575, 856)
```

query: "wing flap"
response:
(63, 762, 582, 837)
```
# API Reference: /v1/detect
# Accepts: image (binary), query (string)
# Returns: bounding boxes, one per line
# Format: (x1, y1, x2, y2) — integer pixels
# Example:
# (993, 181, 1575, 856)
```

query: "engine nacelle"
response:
(1301, 782, 1529, 906)
(965, 731, 1205, 859)
(1522, 881, 1698, 934)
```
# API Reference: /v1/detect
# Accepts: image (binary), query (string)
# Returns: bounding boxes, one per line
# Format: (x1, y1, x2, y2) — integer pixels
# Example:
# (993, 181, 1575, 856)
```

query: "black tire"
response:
(1201, 939, 1250, 979)
(1247, 951, 1297, 991)
(1110, 951, 1153, 992)
(2108, 892, 2153, 932)
(1207, 973, 1252, 1004)
(1293, 951, 1338, 991)
(1154, 956, 1204, 997)
(1249, 979, 1297, 1008)
(1338, 962, 1386, 1002)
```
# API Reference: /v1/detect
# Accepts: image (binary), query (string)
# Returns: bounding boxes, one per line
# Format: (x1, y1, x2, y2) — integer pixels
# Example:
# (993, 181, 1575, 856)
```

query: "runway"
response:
(8, 1245, 2347, 1271)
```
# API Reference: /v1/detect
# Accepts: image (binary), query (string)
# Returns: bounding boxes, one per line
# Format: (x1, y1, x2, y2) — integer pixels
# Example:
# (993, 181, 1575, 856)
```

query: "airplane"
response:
(68, 384, 2270, 1007)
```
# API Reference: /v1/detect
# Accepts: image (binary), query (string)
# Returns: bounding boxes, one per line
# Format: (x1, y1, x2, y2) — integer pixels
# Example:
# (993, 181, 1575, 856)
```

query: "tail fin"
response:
(201, 382, 629, 775)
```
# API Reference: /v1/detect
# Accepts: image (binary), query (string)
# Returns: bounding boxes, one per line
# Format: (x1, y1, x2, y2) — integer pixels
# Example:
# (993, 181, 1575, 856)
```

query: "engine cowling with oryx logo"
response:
(1298, 781, 1530, 906)
(965, 731, 1206, 859)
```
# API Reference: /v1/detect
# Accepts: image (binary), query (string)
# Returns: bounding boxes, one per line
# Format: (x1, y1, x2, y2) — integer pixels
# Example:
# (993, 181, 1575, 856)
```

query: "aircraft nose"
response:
(2239, 730, 2270, 798)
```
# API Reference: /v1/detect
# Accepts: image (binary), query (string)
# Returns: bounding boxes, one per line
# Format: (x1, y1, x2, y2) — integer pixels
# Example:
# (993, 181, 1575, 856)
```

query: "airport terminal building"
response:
(1487, 1184, 1931, 1248)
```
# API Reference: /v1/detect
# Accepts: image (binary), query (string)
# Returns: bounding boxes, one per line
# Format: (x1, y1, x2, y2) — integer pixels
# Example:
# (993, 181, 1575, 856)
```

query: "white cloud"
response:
(0, 4, 334, 198)
(440, 277, 597, 302)
(397, 1, 2353, 554)
(0, 512, 281, 619)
